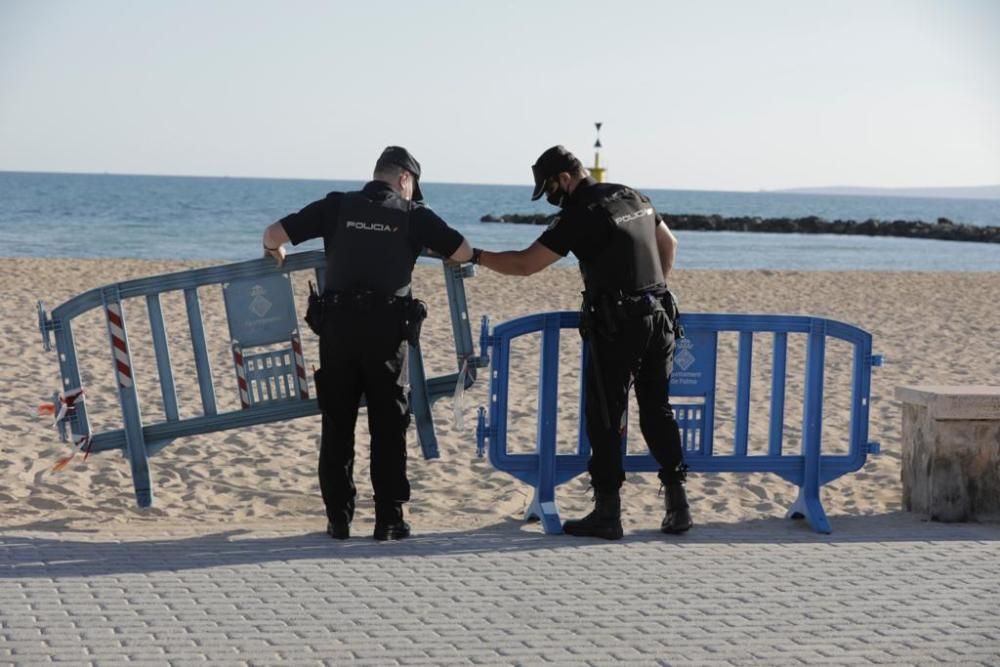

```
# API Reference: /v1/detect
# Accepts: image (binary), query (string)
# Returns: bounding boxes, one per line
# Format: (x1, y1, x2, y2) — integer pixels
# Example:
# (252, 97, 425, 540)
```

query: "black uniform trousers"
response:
(584, 309, 685, 493)
(317, 306, 411, 525)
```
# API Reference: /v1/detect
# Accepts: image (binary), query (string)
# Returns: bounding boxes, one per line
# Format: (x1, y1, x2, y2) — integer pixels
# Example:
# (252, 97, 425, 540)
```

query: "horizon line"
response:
(1, 168, 998, 197)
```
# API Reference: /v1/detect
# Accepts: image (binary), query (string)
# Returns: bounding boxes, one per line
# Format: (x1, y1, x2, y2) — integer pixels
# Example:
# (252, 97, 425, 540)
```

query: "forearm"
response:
(479, 250, 534, 276)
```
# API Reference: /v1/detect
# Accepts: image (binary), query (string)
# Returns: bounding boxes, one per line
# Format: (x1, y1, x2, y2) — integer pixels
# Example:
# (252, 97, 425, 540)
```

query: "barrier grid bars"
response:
(184, 287, 217, 416)
(291, 332, 307, 399)
(231, 341, 251, 408)
(44, 254, 334, 460)
(146, 293, 180, 422)
(734, 331, 753, 457)
(241, 347, 300, 403)
(101, 288, 153, 508)
(443, 263, 480, 377)
(478, 312, 876, 534)
(768, 332, 788, 457)
(39, 251, 481, 504)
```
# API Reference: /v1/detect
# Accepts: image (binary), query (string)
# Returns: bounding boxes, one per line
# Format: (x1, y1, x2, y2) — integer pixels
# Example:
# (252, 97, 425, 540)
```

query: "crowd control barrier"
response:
(475, 312, 883, 534)
(37, 250, 484, 508)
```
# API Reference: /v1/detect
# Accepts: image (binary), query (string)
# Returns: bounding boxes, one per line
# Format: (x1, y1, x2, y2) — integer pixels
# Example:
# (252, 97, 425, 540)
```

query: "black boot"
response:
(326, 520, 350, 540)
(373, 503, 411, 541)
(661, 482, 692, 534)
(326, 506, 351, 540)
(562, 491, 623, 540)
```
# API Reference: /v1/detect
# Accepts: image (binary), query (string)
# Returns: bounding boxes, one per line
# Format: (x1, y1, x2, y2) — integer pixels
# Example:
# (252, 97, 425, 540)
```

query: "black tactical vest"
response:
(325, 191, 414, 297)
(577, 185, 664, 295)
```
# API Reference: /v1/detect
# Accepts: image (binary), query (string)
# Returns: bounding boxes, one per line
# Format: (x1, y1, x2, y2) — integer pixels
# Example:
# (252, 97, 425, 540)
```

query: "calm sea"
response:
(2, 171, 999, 271)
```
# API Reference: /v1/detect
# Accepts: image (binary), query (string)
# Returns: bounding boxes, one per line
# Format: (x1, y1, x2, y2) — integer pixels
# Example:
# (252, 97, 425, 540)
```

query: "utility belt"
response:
(580, 288, 683, 339)
(327, 289, 409, 311)
(305, 284, 427, 346)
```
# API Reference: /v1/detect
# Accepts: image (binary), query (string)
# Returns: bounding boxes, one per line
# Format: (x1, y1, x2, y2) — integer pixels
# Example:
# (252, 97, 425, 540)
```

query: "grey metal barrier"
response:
(37, 250, 484, 508)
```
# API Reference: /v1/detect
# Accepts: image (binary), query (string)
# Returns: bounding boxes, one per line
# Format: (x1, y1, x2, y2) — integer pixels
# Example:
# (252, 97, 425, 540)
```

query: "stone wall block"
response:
(898, 386, 1000, 523)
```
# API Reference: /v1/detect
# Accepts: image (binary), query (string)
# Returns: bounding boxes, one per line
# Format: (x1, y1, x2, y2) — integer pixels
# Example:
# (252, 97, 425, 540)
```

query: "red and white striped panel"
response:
(291, 334, 308, 399)
(106, 303, 133, 389)
(232, 343, 251, 409)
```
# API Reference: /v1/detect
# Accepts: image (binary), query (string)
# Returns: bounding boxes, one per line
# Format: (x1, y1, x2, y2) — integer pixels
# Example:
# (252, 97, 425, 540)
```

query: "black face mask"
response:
(545, 180, 568, 207)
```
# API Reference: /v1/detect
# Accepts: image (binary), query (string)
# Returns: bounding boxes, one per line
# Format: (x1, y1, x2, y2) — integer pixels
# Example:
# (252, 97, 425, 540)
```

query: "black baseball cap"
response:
(530, 145, 582, 200)
(375, 145, 423, 202)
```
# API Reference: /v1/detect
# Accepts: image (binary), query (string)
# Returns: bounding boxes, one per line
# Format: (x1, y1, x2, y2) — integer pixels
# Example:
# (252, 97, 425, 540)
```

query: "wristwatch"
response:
(471, 248, 483, 265)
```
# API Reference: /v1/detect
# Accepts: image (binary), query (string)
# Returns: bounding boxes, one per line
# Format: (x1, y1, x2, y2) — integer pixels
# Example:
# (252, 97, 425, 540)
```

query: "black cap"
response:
(530, 145, 582, 200)
(375, 145, 423, 202)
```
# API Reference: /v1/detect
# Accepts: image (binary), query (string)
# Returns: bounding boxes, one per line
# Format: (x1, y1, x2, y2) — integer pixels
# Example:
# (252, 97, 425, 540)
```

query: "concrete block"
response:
(897, 385, 1000, 522)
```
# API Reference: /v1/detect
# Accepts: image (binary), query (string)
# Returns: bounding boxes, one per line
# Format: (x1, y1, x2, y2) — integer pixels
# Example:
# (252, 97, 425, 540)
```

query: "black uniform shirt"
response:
(279, 181, 464, 259)
(537, 177, 663, 261)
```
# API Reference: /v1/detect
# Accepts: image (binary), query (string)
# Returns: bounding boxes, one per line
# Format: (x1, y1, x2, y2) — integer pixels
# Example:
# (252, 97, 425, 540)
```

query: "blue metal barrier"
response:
(37, 250, 484, 509)
(475, 312, 884, 534)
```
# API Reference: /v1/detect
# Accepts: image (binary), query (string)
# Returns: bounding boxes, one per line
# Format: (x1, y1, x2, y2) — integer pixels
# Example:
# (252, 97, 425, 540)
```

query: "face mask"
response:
(545, 180, 568, 207)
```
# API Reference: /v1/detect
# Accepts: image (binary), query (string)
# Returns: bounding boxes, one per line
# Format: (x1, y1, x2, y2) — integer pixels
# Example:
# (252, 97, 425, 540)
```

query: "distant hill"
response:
(775, 185, 1000, 200)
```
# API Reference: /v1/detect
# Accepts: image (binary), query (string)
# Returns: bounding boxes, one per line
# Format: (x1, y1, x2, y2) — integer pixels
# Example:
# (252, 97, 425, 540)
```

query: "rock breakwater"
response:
(479, 213, 999, 244)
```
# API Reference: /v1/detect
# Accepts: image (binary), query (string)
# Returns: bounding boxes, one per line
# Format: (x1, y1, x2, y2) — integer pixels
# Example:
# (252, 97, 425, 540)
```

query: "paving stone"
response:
(1, 516, 998, 665)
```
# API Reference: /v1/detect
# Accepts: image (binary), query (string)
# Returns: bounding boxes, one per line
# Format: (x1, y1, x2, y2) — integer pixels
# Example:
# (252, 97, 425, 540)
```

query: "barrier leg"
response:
(786, 325, 831, 533)
(524, 474, 561, 534)
(786, 485, 831, 534)
(408, 341, 439, 460)
(103, 293, 153, 509)
(53, 318, 95, 447)
(525, 316, 563, 534)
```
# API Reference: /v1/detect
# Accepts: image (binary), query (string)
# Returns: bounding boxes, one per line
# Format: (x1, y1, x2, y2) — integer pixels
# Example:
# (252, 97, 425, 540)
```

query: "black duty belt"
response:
(326, 289, 411, 311)
(585, 290, 666, 319)
(617, 292, 667, 318)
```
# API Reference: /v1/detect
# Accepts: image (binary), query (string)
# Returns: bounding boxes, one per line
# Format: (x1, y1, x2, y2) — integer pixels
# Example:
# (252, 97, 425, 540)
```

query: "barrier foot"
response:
(133, 487, 154, 510)
(786, 486, 832, 534)
(408, 341, 439, 460)
(524, 489, 562, 535)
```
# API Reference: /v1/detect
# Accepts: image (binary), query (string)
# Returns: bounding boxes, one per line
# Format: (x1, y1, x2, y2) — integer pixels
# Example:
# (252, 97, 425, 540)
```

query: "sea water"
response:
(2, 171, 998, 271)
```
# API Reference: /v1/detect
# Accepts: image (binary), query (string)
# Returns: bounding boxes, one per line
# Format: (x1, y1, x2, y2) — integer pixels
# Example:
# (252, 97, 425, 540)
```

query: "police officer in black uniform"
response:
(472, 145, 692, 540)
(262, 146, 473, 541)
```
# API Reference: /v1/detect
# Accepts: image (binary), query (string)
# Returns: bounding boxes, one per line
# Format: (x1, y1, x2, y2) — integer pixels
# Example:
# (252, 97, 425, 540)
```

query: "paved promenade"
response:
(1, 513, 998, 666)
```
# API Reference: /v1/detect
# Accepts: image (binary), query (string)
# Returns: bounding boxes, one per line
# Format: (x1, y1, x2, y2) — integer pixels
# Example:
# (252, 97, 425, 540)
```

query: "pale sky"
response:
(1, 0, 998, 190)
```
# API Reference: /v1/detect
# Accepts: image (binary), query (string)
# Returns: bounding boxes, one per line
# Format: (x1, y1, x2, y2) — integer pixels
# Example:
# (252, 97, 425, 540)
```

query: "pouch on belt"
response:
(313, 366, 329, 412)
(305, 281, 325, 336)
(401, 298, 428, 347)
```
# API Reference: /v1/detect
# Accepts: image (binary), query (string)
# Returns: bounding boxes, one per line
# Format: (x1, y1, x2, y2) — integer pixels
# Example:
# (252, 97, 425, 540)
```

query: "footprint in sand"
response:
(28, 496, 66, 511)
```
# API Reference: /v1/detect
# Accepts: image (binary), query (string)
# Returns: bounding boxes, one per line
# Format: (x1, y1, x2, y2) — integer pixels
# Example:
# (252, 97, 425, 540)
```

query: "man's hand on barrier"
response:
(264, 244, 286, 268)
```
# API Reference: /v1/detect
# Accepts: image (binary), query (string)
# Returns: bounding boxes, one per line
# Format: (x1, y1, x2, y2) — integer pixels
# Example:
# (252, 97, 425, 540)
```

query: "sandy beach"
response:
(1, 257, 998, 535)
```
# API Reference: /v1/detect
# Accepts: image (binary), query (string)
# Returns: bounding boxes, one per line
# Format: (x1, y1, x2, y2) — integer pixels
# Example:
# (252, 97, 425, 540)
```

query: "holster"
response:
(401, 298, 428, 347)
(313, 366, 329, 412)
(579, 291, 617, 340)
(305, 281, 324, 336)
(660, 289, 684, 339)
